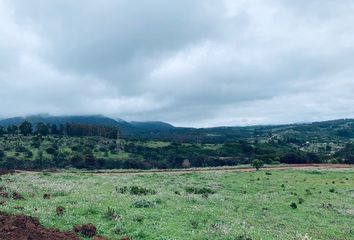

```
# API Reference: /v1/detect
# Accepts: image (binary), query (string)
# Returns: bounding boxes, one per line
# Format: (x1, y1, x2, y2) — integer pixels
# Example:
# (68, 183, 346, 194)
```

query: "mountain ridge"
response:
(0, 114, 353, 143)
(0, 114, 176, 134)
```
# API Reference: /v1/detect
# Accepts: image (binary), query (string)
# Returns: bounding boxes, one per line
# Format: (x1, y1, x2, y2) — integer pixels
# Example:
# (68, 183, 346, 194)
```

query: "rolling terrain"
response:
(0, 168, 353, 239)
(0, 116, 353, 239)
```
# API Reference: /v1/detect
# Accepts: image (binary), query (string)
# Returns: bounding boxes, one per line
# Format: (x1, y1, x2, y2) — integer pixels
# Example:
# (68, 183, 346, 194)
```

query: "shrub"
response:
(133, 215, 145, 223)
(70, 153, 85, 168)
(185, 186, 216, 195)
(117, 186, 128, 194)
(117, 186, 156, 195)
(46, 147, 56, 155)
(43, 193, 51, 199)
(129, 186, 156, 195)
(0, 150, 5, 159)
(31, 139, 41, 148)
(132, 199, 155, 208)
(321, 203, 333, 209)
(105, 207, 120, 221)
(190, 220, 199, 229)
(290, 202, 298, 209)
(15, 145, 27, 153)
(308, 171, 324, 175)
(25, 150, 33, 158)
(71, 145, 82, 152)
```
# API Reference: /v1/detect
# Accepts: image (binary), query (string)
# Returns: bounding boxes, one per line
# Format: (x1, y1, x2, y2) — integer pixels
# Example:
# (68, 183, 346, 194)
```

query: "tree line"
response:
(0, 121, 119, 139)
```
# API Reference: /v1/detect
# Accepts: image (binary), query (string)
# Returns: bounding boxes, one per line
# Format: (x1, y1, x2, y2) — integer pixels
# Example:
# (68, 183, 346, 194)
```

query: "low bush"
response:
(117, 186, 156, 195)
(104, 207, 120, 221)
(129, 186, 156, 195)
(133, 215, 145, 223)
(185, 186, 216, 195)
(132, 199, 155, 208)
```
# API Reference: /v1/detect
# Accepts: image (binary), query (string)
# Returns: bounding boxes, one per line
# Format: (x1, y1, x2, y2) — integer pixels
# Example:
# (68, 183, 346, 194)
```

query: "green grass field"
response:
(0, 169, 353, 239)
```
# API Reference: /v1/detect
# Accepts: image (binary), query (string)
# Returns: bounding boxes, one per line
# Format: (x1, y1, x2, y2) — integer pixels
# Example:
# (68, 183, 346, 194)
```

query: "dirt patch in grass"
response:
(73, 223, 97, 237)
(56, 206, 65, 216)
(0, 191, 9, 198)
(12, 192, 24, 200)
(0, 212, 79, 240)
(92, 237, 109, 240)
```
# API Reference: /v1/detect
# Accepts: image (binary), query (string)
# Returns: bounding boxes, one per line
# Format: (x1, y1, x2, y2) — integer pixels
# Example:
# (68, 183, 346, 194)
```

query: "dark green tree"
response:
(50, 124, 59, 135)
(0, 126, 5, 136)
(0, 149, 5, 159)
(35, 122, 49, 136)
(31, 136, 41, 148)
(71, 153, 86, 168)
(7, 125, 18, 135)
(251, 159, 264, 171)
(59, 124, 65, 135)
(19, 121, 33, 136)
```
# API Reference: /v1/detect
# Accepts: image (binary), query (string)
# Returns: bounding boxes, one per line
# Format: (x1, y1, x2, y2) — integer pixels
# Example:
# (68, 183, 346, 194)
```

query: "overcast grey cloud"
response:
(1, 0, 354, 127)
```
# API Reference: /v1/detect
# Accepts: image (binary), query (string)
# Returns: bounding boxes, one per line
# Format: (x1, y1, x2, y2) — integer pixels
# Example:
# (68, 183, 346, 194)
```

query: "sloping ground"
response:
(0, 171, 14, 176)
(0, 212, 79, 240)
(68, 164, 353, 176)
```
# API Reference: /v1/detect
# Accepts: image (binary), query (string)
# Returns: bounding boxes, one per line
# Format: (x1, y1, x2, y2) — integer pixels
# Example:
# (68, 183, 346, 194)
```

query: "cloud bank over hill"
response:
(1, 0, 354, 127)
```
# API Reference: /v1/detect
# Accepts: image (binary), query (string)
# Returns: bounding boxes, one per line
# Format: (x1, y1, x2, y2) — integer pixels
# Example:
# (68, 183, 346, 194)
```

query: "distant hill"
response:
(130, 121, 175, 131)
(0, 114, 176, 135)
(120, 118, 354, 143)
(0, 115, 118, 127)
(0, 115, 353, 143)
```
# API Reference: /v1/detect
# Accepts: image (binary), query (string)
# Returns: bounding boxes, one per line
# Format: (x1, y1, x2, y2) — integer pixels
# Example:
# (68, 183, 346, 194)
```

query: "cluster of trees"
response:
(0, 121, 64, 136)
(0, 135, 330, 171)
(118, 140, 327, 169)
(66, 123, 119, 139)
(334, 143, 354, 164)
(0, 121, 119, 139)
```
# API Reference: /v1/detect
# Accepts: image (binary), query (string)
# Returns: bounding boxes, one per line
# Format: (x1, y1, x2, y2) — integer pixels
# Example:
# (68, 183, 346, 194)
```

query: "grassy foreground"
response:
(0, 169, 353, 240)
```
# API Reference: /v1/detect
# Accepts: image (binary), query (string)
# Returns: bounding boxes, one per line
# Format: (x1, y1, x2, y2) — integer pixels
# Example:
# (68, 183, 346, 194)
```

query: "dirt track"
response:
(63, 164, 354, 176)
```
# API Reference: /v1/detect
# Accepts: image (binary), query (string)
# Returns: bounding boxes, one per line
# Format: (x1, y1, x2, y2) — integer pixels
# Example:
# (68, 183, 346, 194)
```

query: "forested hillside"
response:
(0, 116, 353, 170)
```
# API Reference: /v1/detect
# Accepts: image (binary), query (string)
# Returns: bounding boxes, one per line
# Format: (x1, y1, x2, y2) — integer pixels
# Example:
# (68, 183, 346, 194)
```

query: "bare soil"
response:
(0, 212, 79, 240)
(73, 223, 97, 237)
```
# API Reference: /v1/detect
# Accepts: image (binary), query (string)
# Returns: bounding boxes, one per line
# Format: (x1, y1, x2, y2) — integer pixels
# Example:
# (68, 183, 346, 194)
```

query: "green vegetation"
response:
(0, 134, 346, 170)
(0, 118, 354, 171)
(0, 169, 353, 239)
(251, 159, 264, 171)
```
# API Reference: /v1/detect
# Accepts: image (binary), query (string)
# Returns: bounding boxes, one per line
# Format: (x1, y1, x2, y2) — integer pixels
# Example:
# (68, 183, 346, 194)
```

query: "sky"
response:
(1, 0, 354, 127)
